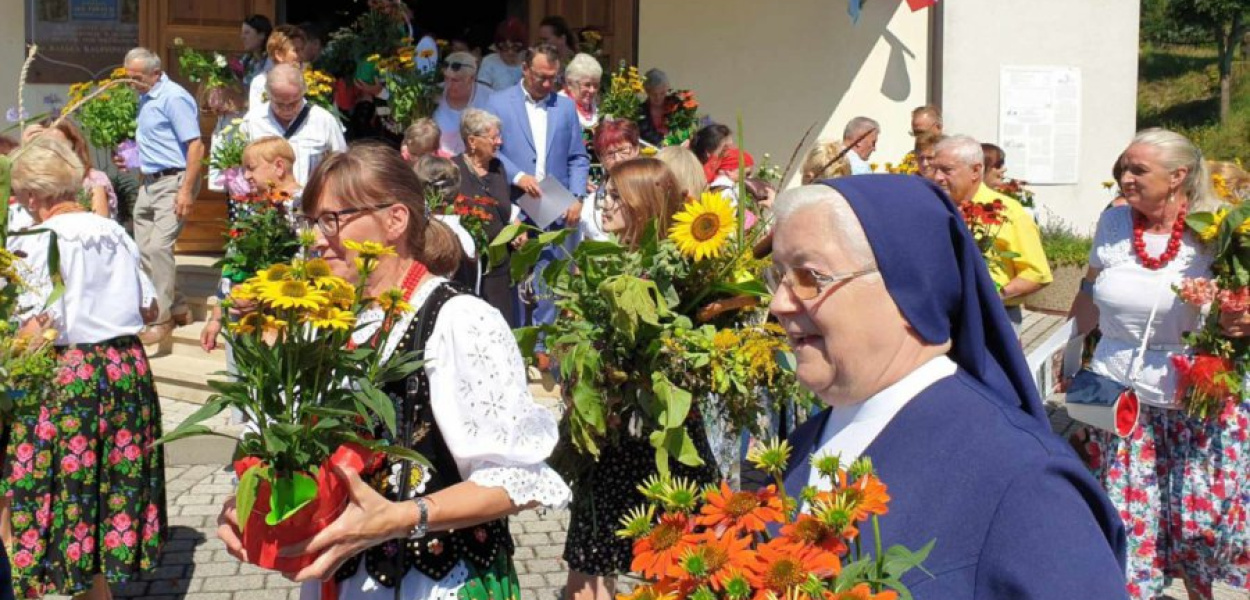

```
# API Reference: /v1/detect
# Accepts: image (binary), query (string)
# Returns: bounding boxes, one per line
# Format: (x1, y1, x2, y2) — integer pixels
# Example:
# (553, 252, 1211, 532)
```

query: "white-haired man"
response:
(842, 116, 879, 175)
(931, 135, 1051, 329)
(121, 47, 204, 346)
(240, 63, 346, 186)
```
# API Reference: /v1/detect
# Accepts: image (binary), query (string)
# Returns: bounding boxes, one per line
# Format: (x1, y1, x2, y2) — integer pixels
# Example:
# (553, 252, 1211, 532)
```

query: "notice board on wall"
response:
(25, 0, 141, 84)
(999, 66, 1082, 185)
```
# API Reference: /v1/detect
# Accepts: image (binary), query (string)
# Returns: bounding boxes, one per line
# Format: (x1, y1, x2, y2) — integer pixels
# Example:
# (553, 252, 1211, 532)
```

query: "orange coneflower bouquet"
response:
(217, 183, 301, 285)
(617, 441, 932, 600)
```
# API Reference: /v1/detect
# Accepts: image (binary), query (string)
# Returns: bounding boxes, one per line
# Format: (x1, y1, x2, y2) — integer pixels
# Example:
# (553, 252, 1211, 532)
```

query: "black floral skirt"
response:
(1, 336, 167, 598)
(563, 422, 718, 576)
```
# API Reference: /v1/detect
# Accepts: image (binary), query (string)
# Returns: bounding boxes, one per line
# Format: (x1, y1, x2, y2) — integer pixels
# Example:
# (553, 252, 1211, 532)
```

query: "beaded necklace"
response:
(1132, 206, 1187, 270)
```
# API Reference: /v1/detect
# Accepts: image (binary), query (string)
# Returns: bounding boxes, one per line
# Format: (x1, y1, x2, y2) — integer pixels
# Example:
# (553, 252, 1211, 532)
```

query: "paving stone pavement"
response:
(32, 396, 1246, 600)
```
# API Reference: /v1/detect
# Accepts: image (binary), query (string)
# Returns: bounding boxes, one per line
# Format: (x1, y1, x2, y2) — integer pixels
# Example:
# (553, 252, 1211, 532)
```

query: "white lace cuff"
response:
(468, 463, 571, 510)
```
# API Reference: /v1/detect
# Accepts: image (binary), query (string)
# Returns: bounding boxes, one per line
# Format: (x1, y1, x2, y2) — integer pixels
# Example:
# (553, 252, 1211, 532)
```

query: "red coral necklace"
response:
(1132, 207, 1187, 270)
(347, 260, 429, 350)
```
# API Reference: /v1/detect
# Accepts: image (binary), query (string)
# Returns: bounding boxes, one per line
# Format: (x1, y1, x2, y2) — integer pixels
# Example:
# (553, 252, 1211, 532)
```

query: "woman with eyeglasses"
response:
(580, 119, 641, 244)
(451, 108, 517, 325)
(478, 18, 527, 92)
(215, 144, 571, 600)
(564, 157, 720, 600)
(432, 52, 494, 156)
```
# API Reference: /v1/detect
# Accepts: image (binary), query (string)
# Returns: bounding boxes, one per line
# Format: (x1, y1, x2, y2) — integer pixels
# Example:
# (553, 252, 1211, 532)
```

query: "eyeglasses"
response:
(601, 145, 637, 161)
(446, 62, 474, 72)
(764, 264, 878, 301)
(593, 188, 621, 213)
(296, 203, 395, 237)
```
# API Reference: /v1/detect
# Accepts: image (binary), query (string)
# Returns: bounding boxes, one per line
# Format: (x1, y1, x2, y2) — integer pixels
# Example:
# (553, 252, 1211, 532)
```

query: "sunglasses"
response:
(764, 265, 877, 301)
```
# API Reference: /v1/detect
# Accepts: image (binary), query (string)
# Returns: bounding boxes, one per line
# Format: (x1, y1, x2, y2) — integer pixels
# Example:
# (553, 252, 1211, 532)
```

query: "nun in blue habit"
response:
(770, 175, 1128, 599)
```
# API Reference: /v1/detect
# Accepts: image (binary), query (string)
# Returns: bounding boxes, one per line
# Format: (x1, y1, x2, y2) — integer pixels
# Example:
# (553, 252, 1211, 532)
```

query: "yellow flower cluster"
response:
(612, 65, 644, 96)
(1214, 173, 1235, 203)
(303, 68, 335, 101)
(227, 256, 368, 337)
(371, 46, 417, 76)
(883, 152, 919, 175)
(707, 323, 790, 385)
(0, 248, 24, 288)
(1200, 207, 1229, 242)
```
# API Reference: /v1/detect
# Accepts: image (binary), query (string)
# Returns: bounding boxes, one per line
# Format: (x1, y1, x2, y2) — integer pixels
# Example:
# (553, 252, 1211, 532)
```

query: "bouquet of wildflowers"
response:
(882, 153, 918, 176)
(956, 198, 1016, 286)
(661, 90, 700, 147)
(0, 155, 60, 420)
(216, 183, 301, 285)
(428, 193, 496, 260)
(617, 441, 932, 600)
(66, 69, 138, 159)
(495, 129, 807, 486)
(159, 239, 427, 571)
(366, 45, 440, 127)
(1173, 179, 1250, 418)
(992, 179, 1036, 210)
(600, 63, 644, 122)
(174, 37, 245, 114)
(209, 117, 250, 198)
(302, 67, 340, 119)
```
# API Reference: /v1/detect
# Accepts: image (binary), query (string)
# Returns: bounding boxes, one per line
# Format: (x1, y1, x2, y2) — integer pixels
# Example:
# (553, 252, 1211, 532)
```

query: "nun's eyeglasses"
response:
(765, 265, 878, 301)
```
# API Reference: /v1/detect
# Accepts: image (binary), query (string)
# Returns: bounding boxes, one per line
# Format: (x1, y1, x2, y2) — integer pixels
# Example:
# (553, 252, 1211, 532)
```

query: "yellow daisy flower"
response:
(376, 288, 413, 314)
(325, 283, 357, 309)
(259, 279, 329, 311)
(255, 264, 293, 285)
(229, 282, 259, 303)
(668, 192, 737, 261)
(343, 240, 398, 260)
(305, 307, 355, 332)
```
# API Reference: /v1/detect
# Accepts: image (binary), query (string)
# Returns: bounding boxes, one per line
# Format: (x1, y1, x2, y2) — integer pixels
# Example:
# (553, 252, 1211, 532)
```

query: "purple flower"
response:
(5, 107, 28, 123)
(222, 166, 253, 198)
(115, 140, 140, 170)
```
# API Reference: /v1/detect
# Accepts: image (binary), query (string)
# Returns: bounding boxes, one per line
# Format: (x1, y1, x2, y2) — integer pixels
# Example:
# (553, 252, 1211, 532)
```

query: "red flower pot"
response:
(233, 443, 380, 572)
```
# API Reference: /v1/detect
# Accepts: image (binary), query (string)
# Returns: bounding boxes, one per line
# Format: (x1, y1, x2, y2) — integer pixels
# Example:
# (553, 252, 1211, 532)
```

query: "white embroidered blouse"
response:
(302, 276, 570, 600)
(12, 212, 155, 345)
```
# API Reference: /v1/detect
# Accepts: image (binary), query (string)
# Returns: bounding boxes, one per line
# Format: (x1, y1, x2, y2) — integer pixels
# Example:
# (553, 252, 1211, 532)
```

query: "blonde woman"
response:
(800, 139, 852, 184)
(655, 146, 708, 200)
(3, 136, 165, 600)
(247, 25, 303, 114)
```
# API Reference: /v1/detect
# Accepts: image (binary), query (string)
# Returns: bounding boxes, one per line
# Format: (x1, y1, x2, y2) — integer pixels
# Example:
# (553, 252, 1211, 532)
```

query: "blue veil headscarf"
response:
(818, 175, 1047, 424)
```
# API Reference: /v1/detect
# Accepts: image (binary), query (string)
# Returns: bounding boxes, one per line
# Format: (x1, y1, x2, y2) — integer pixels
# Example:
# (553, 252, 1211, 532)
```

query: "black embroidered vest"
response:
(335, 284, 514, 587)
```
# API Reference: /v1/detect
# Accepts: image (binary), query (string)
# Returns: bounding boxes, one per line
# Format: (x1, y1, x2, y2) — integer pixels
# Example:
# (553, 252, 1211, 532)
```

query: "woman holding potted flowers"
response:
(214, 144, 570, 600)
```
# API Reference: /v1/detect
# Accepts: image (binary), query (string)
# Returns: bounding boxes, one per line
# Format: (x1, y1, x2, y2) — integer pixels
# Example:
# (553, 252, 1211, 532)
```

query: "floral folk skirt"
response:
(1, 336, 167, 598)
(1084, 402, 1250, 600)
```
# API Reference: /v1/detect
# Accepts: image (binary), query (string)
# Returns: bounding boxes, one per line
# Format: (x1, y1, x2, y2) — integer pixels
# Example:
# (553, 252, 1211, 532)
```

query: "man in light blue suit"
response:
(487, 43, 590, 364)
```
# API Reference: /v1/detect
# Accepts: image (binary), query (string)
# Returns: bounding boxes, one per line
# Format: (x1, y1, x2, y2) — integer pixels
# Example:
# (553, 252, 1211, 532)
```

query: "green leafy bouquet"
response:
(67, 68, 138, 150)
(493, 155, 806, 490)
(600, 62, 643, 122)
(174, 37, 245, 114)
(0, 155, 61, 419)
(315, 0, 411, 79)
(366, 47, 440, 128)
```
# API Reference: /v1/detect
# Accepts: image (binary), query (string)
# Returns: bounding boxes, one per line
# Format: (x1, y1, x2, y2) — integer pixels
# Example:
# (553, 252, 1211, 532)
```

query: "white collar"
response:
(810, 355, 957, 478)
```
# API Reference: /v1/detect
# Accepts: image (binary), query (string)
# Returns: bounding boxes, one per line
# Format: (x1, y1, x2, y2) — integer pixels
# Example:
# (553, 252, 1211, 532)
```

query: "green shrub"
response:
(1040, 221, 1093, 268)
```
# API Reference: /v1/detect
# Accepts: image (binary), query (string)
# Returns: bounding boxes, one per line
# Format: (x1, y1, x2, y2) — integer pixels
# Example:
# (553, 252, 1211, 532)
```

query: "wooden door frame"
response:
(526, 0, 639, 66)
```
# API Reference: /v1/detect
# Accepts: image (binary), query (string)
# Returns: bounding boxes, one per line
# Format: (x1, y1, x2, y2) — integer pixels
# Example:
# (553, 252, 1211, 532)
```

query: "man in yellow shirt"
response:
(930, 135, 1052, 331)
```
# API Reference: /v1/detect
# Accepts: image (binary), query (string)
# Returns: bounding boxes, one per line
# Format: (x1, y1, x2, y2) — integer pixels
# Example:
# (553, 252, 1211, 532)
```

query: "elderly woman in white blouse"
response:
(2, 136, 165, 600)
(560, 53, 602, 131)
(432, 52, 495, 156)
(215, 144, 570, 600)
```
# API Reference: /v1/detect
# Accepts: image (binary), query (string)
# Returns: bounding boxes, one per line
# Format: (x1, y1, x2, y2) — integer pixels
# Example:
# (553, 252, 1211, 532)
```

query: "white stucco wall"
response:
(638, 0, 931, 186)
(938, 0, 1140, 235)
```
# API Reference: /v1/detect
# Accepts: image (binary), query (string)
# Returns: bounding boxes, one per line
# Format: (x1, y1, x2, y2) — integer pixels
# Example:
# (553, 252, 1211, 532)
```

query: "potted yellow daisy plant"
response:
(157, 238, 427, 572)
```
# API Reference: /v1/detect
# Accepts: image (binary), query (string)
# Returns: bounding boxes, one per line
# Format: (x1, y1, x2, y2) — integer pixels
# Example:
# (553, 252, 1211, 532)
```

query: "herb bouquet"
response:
(0, 155, 61, 421)
(493, 151, 805, 491)
(174, 38, 245, 115)
(618, 441, 932, 600)
(366, 45, 440, 129)
(1173, 202, 1250, 418)
(209, 117, 250, 198)
(158, 240, 427, 571)
(66, 68, 139, 169)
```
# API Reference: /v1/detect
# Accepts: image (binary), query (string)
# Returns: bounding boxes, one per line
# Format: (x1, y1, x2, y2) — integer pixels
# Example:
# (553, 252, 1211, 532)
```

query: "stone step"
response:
(149, 352, 221, 405)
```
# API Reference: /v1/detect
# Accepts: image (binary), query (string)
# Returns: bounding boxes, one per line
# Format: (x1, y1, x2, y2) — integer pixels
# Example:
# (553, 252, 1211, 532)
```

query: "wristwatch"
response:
(408, 497, 429, 540)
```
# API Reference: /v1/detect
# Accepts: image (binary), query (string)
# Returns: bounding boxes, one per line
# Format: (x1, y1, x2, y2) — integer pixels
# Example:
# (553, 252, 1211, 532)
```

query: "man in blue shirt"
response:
(121, 47, 204, 347)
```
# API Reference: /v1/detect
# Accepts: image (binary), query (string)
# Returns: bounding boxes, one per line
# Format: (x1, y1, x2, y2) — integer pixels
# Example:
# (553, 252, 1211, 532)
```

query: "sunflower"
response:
(745, 537, 840, 600)
(670, 192, 737, 261)
(697, 482, 785, 535)
(304, 307, 355, 332)
(631, 512, 697, 580)
(260, 279, 329, 311)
